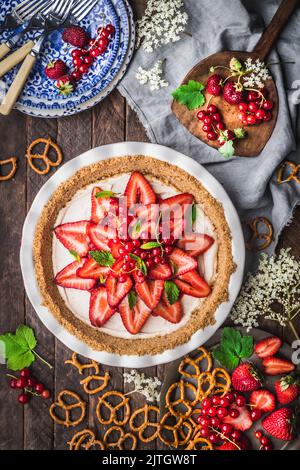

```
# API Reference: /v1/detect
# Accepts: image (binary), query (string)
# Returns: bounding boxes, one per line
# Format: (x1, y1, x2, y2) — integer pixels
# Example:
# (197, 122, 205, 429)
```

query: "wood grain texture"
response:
(0, 0, 299, 450)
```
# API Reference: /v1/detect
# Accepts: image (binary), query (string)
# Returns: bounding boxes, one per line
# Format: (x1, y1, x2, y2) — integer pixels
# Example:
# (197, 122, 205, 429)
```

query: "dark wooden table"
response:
(0, 0, 299, 450)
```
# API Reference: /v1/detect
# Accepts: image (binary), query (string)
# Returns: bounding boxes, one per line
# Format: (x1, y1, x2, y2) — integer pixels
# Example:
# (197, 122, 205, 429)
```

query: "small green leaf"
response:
(169, 260, 179, 276)
(0, 325, 37, 371)
(129, 254, 148, 276)
(213, 346, 240, 370)
(212, 327, 254, 370)
(172, 80, 206, 110)
(219, 140, 235, 159)
(99, 274, 106, 284)
(131, 220, 142, 238)
(69, 250, 81, 262)
(128, 290, 137, 310)
(140, 241, 161, 250)
(90, 250, 115, 267)
(234, 128, 246, 139)
(164, 281, 180, 305)
(240, 335, 254, 358)
(95, 190, 116, 198)
(191, 203, 197, 224)
(16, 325, 37, 351)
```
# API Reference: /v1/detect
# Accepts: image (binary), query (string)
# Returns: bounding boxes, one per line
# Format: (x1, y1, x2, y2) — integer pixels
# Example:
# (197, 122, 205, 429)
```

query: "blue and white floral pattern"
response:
(0, 0, 133, 114)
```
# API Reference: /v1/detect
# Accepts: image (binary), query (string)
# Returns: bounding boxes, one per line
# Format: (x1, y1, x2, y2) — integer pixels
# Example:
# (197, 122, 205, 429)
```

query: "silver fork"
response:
(0, 0, 46, 32)
(0, 0, 56, 61)
(0, 0, 76, 115)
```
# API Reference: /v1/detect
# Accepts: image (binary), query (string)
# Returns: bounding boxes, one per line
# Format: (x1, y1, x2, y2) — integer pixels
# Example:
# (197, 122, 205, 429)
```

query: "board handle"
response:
(253, 0, 299, 60)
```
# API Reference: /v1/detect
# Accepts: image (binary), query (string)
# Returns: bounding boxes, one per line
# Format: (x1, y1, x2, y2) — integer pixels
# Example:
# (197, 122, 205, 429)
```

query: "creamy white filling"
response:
(52, 174, 218, 339)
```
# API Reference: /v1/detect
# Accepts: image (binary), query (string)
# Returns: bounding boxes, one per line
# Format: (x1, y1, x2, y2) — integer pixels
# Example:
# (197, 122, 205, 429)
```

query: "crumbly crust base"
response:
(33, 156, 235, 356)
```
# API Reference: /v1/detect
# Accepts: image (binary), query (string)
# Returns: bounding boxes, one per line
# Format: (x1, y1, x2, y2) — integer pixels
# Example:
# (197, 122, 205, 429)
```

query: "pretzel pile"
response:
(51, 348, 231, 450)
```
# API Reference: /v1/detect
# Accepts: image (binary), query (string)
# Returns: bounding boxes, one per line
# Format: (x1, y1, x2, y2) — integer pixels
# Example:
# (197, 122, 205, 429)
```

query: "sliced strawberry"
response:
(262, 357, 295, 376)
(135, 278, 164, 310)
(249, 389, 276, 413)
(223, 404, 253, 431)
(106, 274, 133, 308)
(168, 248, 197, 276)
(177, 233, 214, 257)
(153, 293, 183, 324)
(77, 258, 110, 280)
(254, 336, 282, 358)
(124, 171, 156, 208)
(129, 204, 159, 239)
(160, 194, 194, 239)
(87, 223, 112, 251)
(110, 240, 123, 259)
(148, 262, 172, 280)
(91, 186, 118, 224)
(174, 270, 211, 298)
(119, 295, 152, 334)
(160, 193, 194, 215)
(89, 287, 115, 327)
(55, 259, 96, 290)
(54, 221, 90, 257)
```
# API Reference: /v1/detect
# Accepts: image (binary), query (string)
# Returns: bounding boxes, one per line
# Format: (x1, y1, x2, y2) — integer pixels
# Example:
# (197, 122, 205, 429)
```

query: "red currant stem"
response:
(288, 320, 300, 341)
(244, 88, 266, 101)
(222, 74, 235, 85)
(32, 350, 53, 370)
(211, 65, 232, 72)
(211, 426, 241, 450)
(24, 387, 40, 397)
(205, 95, 213, 110)
(124, 389, 138, 397)
(6, 373, 17, 380)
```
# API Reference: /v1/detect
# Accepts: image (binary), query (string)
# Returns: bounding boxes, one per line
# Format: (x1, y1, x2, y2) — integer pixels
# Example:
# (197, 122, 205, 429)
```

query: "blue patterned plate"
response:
(0, 0, 130, 109)
(16, 0, 131, 111)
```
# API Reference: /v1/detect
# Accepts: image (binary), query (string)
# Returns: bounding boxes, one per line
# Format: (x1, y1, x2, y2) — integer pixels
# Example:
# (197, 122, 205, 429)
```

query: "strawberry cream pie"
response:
(33, 156, 235, 355)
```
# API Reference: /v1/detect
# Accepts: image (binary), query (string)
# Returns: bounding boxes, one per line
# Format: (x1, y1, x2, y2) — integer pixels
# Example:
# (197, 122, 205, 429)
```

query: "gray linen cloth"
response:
(118, 0, 300, 272)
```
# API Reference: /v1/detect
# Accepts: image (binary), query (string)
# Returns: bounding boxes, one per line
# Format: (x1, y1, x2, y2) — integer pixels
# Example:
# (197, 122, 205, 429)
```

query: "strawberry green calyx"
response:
(56, 76, 74, 96)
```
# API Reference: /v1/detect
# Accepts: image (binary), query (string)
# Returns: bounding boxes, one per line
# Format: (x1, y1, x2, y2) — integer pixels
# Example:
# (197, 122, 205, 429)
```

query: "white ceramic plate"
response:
(20, 142, 245, 367)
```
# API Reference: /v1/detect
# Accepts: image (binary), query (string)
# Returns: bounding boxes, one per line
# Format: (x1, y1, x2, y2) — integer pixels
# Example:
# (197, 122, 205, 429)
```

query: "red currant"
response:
(154, 256, 162, 264)
(83, 56, 94, 66)
(246, 114, 257, 125)
(197, 415, 211, 426)
(105, 24, 115, 35)
(71, 49, 83, 58)
(212, 112, 221, 122)
(255, 430, 262, 439)
(16, 377, 27, 389)
(229, 408, 239, 418)
(20, 368, 31, 378)
(260, 436, 269, 446)
(235, 395, 246, 407)
(72, 57, 83, 67)
(90, 48, 101, 58)
(238, 111, 247, 121)
(207, 131, 218, 141)
(165, 246, 173, 255)
(238, 102, 248, 112)
(202, 398, 212, 408)
(35, 383, 45, 394)
(88, 38, 96, 48)
(231, 430, 241, 440)
(119, 275, 127, 283)
(263, 99, 273, 110)
(140, 252, 148, 260)
(217, 407, 228, 418)
(207, 407, 217, 417)
(200, 426, 210, 438)
(133, 240, 140, 248)
(98, 37, 108, 49)
(226, 130, 235, 140)
(146, 259, 154, 268)
(207, 104, 217, 113)
(208, 432, 218, 444)
(263, 111, 272, 122)
(79, 64, 89, 74)
(27, 377, 37, 388)
(152, 248, 161, 256)
(255, 109, 266, 120)
(250, 409, 262, 421)
(224, 393, 235, 403)
(125, 242, 134, 252)
(41, 389, 51, 399)
(197, 110, 207, 121)
(247, 91, 260, 101)
(71, 70, 82, 81)
(212, 396, 220, 406)
(219, 397, 230, 407)
(119, 247, 126, 256)
(9, 379, 17, 389)
(221, 423, 232, 435)
(204, 115, 213, 125)
(202, 124, 212, 133)
(210, 417, 221, 428)
(18, 393, 29, 405)
(247, 102, 259, 112)
(216, 121, 225, 130)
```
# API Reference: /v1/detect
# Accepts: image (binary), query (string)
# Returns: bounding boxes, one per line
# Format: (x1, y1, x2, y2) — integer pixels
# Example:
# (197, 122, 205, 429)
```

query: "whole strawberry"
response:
(45, 59, 67, 80)
(55, 75, 74, 96)
(62, 25, 89, 48)
(231, 362, 262, 392)
(262, 408, 296, 441)
(275, 375, 300, 405)
(223, 81, 244, 105)
(206, 74, 223, 96)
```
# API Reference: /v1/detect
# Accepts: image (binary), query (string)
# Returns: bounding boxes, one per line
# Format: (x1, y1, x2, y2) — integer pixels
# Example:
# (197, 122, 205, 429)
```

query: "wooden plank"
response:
(53, 110, 93, 450)
(0, 110, 26, 450)
(24, 116, 58, 450)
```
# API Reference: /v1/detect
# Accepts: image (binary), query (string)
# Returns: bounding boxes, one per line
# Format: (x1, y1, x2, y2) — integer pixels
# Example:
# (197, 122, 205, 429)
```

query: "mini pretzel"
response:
(194, 346, 213, 372)
(80, 373, 110, 395)
(177, 419, 194, 447)
(49, 390, 86, 428)
(68, 429, 96, 450)
(185, 436, 213, 450)
(129, 404, 160, 443)
(196, 372, 216, 401)
(96, 390, 130, 426)
(165, 380, 197, 418)
(277, 161, 300, 184)
(212, 368, 231, 396)
(246, 216, 273, 251)
(65, 353, 100, 375)
(0, 157, 17, 181)
(178, 357, 200, 379)
(84, 439, 105, 450)
(26, 137, 63, 175)
(158, 411, 183, 448)
(103, 425, 137, 450)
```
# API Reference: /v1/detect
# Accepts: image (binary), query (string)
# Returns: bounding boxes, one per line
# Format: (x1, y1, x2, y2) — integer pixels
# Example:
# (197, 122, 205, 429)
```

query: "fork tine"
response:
(72, 0, 98, 22)
(14, 0, 48, 21)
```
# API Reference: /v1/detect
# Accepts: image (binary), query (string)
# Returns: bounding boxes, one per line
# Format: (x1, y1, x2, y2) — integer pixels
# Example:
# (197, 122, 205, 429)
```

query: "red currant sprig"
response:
(7, 369, 51, 405)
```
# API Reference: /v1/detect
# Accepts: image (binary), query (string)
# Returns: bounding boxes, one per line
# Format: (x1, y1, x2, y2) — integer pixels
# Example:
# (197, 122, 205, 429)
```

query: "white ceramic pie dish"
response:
(20, 142, 245, 367)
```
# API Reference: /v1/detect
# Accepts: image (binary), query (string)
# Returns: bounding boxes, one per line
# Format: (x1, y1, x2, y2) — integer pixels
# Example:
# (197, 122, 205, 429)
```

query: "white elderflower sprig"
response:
(243, 58, 271, 89)
(136, 60, 169, 91)
(231, 248, 300, 338)
(136, 0, 188, 52)
(123, 370, 161, 402)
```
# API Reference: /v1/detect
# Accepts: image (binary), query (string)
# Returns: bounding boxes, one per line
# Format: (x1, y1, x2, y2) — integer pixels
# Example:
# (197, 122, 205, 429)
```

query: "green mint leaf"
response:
(90, 251, 115, 267)
(219, 140, 235, 159)
(191, 203, 197, 224)
(128, 290, 137, 310)
(140, 241, 161, 250)
(95, 190, 116, 198)
(164, 281, 180, 305)
(129, 254, 148, 276)
(131, 220, 142, 238)
(239, 335, 254, 359)
(172, 80, 206, 110)
(234, 128, 246, 139)
(213, 346, 240, 370)
(99, 274, 106, 284)
(169, 259, 179, 276)
(69, 250, 81, 262)
(0, 325, 37, 371)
